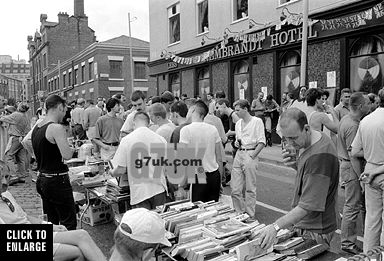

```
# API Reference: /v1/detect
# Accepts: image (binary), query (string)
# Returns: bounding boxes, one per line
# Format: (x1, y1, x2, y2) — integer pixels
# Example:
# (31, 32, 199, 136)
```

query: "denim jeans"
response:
(36, 174, 77, 230)
(231, 150, 258, 218)
(4, 136, 27, 178)
(340, 160, 365, 248)
(364, 169, 384, 253)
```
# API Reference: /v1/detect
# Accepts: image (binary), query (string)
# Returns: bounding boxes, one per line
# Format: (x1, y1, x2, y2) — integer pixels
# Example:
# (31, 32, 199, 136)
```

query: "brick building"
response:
(47, 35, 152, 103)
(27, 0, 96, 111)
(0, 73, 23, 102)
(148, 0, 384, 105)
(0, 55, 31, 103)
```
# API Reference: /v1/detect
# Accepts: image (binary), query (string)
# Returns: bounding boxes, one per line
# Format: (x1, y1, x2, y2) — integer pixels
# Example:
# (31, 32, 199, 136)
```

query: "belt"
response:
(238, 148, 256, 151)
(103, 142, 119, 146)
(38, 172, 68, 178)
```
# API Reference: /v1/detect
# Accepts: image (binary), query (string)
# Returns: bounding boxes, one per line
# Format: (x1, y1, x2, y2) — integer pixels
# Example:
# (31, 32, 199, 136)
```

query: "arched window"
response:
(197, 67, 210, 100)
(280, 51, 300, 100)
(233, 60, 249, 101)
(169, 72, 180, 97)
(350, 36, 384, 94)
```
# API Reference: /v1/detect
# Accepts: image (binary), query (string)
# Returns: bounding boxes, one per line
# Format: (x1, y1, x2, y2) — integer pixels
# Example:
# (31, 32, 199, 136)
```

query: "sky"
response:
(1, 0, 150, 62)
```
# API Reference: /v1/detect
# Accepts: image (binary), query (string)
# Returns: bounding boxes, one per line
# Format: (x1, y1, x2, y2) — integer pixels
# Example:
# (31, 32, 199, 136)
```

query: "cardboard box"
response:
(77, 199, 114, 226)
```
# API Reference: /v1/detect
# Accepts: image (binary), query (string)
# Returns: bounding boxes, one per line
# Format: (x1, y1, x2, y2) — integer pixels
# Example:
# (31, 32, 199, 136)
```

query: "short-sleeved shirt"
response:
(334, 103, 350, 121)
(71, 106, 84, 125)
(95, 114, 123, 144)
(293, 133, 339, 234)
(170, 122, 190, 143)
(251, 99, 265, 117)
(120, 110, 136, 134)
(204, 114, 226, 143)
(83, 106, 102, 129)
(112, 127, 167, 205)
(337, 114, 359, 161)
(235, 117, 266, 149)
(0, 111, 30, 137)
(351, 107, 384, 168)
(156, 122, 176, 143)
(180, 122, 221, 173)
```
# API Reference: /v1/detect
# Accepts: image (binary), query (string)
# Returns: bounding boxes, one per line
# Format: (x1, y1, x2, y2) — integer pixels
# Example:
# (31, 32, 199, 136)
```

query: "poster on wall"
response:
(327, 71, 336, 87)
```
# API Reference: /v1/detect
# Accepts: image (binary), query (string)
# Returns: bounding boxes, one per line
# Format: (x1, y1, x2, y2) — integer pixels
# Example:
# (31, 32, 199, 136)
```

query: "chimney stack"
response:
(74, 0, 85, 17)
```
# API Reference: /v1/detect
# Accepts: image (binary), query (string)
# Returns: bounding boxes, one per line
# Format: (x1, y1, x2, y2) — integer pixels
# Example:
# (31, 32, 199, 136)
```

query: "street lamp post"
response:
(300, 0, 309, 87)
(128, 13, 137, 98)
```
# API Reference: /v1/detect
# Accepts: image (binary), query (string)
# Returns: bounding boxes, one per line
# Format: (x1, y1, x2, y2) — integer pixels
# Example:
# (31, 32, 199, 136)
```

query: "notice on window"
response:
(327, 71, 336, 87)
(309, 81, 317, 89)
(261, 87, 268, 99)
(239, 89, 245, 100)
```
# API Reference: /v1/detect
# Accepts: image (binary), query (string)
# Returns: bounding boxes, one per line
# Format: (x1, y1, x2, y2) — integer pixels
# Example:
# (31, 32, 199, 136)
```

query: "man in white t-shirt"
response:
(179, 100, 223, 202)
(149, 103, 176, 143)
(231, 99, 266, 219)
(111, 111, 168, 210)
(120, 90, 147, 138)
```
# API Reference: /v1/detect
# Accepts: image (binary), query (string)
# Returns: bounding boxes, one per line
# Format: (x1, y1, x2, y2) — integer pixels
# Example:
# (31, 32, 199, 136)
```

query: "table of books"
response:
(155, 200, 343, 261)
(67, 158, 130, 228)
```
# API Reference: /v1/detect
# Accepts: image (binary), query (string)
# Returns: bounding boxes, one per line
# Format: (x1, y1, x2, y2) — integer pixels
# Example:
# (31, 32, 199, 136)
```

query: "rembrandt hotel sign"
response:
(161, 0, 384, 66)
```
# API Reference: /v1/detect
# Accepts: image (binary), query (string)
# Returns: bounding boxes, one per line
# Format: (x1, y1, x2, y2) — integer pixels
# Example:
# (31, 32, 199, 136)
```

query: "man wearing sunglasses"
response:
(0, 160, 107, 261)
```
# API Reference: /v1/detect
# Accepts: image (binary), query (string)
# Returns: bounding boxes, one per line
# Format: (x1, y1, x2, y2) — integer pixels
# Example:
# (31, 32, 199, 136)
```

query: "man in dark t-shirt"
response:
(257, 108, 339, 250)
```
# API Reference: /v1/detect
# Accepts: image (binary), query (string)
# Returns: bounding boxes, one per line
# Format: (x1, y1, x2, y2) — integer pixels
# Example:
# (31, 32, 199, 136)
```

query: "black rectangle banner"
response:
(0, 224, 52, 260)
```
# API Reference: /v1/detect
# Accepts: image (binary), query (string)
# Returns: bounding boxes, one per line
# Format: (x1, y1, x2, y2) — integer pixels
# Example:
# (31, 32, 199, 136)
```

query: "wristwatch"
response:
(272, 222, 280, 232)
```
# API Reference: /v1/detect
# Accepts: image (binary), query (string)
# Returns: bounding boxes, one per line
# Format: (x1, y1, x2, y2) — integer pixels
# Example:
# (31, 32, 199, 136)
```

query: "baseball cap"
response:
(119, 208, 171, 247)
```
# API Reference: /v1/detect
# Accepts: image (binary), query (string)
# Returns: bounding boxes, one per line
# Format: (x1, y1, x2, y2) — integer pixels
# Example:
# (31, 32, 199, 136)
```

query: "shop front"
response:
(148, 0, 384, 107)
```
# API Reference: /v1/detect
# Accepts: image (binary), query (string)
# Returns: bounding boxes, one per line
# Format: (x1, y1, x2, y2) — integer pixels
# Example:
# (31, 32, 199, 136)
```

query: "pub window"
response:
(197, 0, 209, 34)
(280, 51, 301, 100)
(233, 60, 249, 101)
(350, 35, 384, 94)
(43, 53, 47, 69)
(197, 67, 210, 100)
(134, 62, 146, 79)
(168, 3, 180, 44)
(110, 60, 123, 79)
(169, 72, 181, 97)
(233, 0, 248, 21)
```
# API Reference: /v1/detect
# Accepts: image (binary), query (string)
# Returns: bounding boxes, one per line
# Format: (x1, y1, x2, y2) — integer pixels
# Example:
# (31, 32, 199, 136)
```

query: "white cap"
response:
(119, 208, 171, 247)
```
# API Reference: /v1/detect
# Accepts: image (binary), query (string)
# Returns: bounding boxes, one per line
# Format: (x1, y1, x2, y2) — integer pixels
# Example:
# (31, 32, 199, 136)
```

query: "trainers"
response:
(341, 245, 363, 255)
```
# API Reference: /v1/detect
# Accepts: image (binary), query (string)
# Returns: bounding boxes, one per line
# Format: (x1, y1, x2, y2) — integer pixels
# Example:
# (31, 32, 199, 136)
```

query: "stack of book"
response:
(158, 200, 334, 261)
(105, 178, 130, 201)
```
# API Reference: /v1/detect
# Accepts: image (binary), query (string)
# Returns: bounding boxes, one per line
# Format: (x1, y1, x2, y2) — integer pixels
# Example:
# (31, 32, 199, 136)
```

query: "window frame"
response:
(168, 2, 181, 45)
(109, 60, 123, 79)
(232, 0, 248, 22)
(134, 61, 147, 80)
(197, 0, 209, 35)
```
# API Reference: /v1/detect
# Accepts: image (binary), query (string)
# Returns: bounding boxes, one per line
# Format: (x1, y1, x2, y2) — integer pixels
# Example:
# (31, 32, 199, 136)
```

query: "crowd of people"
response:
(0, 85, 384, 259)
